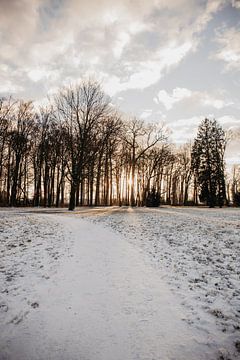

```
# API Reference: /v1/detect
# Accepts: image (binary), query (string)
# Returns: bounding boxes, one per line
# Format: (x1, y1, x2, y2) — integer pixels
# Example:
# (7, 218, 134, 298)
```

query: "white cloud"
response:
(27, 66, 60, 84)
(28, 68, 46, 82)
(102, 9, 119, 25)
(0, 0, 231, 102)
(202, 96, 234, 109)
(140, 109, 153, 119)
(232, 0, 240, 9)
(213, 25, 240, 71)
(2, 1, 237, 161)
(154, 88, 192, 110)
(168, 114, 240, 152)
(167, 113, 229, 144)
(0, 81, 24, 94)
(171, 116, 203, 129)
(154, 87, 235, 111)
(193, 0, 226, 34)
(113, 32, 130, 59)
(158, 42, 193, 65)
(218, 115, 240, 127)
(102, 42, 193, 96)
(168, 116, 202, 144)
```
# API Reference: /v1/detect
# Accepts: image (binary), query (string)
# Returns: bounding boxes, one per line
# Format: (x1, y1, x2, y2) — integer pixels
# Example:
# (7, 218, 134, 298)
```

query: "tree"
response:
(174, 144, 192, 205)
(8, 101, 36, 206)
(231, 165, 240, 206)
(123, 118, 166, 206)
(191, 118, 226, 208)
(139, 143, 170, 206)
(0, 97, 15, 204)
(94, 113, 123, 206)
(55, 79, 110, 210)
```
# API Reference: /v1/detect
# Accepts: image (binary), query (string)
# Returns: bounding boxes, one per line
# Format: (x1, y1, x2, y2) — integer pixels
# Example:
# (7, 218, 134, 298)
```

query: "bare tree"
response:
(55, 79, 110, 210)
(140, 143, 171, 205)
(123, 118, 166, 206)
(0, 97, 15, 204)
(9, 101, 36, 206)
(94, 113, 123, 206)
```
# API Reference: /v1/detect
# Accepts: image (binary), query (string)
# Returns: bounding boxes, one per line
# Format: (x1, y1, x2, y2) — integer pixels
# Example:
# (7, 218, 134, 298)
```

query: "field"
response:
(0, 207, 240, 360)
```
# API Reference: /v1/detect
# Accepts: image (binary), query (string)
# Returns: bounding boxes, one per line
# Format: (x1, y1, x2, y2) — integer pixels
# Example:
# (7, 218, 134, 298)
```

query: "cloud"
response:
(213, 25, 240, 71)
(154, 87, 235, 111)
(0, 0, 44, 67)
(154, 88, 192, 110)
(140, 109, 153, 119)
(0, 0, 226, 100)
(232, 0, 240, 9)
(168, 113, 240, 146)
(168, 115, 203, 144)
(0, 80, 24, 94)
(1, 0, 238, 170)
(113, 32, 130, 59)
(192, 0, 226, 33)
(101, 41, 193, 96)
(202, 97, 234, 109)
(218, 115, 240, 127)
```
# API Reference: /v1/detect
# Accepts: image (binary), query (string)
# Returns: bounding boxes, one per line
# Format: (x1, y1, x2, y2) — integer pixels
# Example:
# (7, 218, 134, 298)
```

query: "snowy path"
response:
(0, 211, 225, 360)
(83, 206, 240, 359)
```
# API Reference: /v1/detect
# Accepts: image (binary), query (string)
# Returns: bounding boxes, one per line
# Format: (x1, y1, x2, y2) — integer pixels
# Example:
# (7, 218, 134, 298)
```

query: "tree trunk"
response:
(69, 182, 76, 210)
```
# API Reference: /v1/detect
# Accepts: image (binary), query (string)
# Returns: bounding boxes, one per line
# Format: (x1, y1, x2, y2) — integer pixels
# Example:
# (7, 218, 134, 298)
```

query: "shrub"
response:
(146, 187, 160, 207)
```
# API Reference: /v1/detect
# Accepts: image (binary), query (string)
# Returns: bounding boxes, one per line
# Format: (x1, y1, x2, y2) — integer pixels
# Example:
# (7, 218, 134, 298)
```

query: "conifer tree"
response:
(191, 118, 226, 207)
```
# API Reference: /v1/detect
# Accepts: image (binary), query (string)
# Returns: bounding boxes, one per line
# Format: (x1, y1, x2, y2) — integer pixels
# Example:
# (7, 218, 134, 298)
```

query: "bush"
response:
(233, 192, 240, 207)
(146, 188, 160, 207)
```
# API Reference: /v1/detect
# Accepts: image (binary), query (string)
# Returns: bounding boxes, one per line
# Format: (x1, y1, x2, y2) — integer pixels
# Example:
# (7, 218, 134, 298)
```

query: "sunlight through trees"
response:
(0, 82, 239, 209)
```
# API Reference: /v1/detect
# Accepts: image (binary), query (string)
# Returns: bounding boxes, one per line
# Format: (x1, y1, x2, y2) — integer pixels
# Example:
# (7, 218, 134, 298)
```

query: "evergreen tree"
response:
(191, 118, 226, 208)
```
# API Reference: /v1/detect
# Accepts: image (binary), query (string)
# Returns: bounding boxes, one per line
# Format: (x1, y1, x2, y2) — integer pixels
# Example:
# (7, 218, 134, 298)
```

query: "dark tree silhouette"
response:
(55, 80, 110, 210)
(124, 118, 165, 206)
(145, 187, 160, 207)
(9, 101, 35, 206)
(0, 89, 237, 208)
(191, 118, 226, 208)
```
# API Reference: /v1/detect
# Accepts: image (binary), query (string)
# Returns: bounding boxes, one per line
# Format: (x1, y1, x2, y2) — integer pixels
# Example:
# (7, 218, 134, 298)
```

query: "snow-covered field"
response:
(0, 206, 240, 359)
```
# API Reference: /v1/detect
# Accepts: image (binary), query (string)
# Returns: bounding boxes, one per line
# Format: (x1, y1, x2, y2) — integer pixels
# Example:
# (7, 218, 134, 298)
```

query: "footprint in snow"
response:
(31, 302, 39, 309)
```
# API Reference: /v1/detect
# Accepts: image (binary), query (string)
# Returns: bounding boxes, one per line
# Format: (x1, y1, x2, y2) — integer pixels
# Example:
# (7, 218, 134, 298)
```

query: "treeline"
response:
(0, 80, 239, 209)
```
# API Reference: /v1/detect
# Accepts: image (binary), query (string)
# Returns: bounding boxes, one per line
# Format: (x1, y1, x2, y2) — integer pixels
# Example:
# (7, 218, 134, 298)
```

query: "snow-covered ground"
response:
(0, 207, 240, 359)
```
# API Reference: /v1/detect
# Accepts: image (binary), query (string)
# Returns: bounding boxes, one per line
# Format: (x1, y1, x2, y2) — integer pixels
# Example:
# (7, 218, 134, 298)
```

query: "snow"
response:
(0, 207, 240, 359)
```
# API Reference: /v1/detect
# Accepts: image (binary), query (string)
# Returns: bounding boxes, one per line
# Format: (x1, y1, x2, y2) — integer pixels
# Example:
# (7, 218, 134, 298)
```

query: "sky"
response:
(0, 0, 240, 165)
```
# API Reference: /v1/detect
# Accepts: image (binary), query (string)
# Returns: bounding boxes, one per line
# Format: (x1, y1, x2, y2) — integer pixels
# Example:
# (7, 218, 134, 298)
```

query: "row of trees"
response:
(0, 80, 239, 209)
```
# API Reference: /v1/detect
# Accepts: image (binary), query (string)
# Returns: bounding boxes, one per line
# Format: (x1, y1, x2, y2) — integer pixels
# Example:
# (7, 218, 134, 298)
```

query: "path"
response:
(1, 213, 221, 360)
